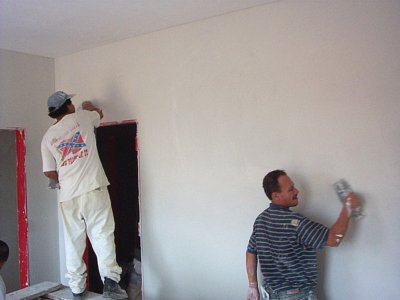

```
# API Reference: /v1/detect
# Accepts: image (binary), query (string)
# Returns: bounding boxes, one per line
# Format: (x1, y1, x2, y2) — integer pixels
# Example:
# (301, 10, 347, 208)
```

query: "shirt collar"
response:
(269, 203, 291, 211)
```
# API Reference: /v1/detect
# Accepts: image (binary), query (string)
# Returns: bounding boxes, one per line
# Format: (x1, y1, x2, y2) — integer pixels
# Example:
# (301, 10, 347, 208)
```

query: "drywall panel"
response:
(55, 1, 400, 299)
(0, 49, 58, 284)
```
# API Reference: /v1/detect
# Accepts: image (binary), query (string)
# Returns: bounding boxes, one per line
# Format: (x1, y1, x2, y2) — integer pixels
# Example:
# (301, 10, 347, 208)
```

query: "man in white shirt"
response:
(41, 91, 127, 299)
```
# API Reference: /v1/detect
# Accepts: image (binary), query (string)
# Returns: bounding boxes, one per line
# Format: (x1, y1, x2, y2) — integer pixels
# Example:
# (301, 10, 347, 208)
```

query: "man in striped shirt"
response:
(246, 170, 360, 300)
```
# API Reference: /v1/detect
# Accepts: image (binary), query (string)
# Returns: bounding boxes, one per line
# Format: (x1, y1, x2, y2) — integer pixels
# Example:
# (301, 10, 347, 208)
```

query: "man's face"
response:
(273, 175, 299, 207)
(67, 101, 76, 113)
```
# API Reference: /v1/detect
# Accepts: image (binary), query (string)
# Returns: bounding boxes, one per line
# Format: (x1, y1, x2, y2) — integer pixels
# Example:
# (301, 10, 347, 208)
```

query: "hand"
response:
(247, 286, 260, 300)
(82, 100, 103, 118)
(82, 101, 96, 110)
(345, 192, 361, 210)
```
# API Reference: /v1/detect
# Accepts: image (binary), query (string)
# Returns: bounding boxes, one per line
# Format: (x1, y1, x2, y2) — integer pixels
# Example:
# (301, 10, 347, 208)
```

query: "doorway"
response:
(87, 122, 140, 292)
(0, 129, 28, 291)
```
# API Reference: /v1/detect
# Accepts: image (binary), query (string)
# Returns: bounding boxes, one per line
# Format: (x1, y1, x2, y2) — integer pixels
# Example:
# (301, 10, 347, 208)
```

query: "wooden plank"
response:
(44, 286, 104, 300)
(6, 282, 62, 300)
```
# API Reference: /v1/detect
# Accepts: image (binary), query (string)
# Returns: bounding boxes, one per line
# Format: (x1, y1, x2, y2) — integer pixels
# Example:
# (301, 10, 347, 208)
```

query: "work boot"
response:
(103, 277, 128, 299)
(72, 290, 85, 300)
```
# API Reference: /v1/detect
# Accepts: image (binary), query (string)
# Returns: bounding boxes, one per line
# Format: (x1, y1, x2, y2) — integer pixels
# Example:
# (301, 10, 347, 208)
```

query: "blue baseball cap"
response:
(47, 91, 75, 112)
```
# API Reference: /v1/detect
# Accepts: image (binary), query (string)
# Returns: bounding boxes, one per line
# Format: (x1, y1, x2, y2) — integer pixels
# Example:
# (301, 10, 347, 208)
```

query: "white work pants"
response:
(60, 187, 122, 294)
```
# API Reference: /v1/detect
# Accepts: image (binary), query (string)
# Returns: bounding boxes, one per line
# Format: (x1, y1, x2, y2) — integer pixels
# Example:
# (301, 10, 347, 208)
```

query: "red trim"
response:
(120, 119, 137, 124)
(15, 129, 29, 288)
(99, 121, 119, 127)
(83, 243, 90, 290)
(99, 119, 137, 127)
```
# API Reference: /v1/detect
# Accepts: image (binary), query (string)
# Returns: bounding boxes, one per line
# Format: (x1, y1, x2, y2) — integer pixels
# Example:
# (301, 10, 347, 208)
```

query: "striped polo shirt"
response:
(247, 203, 329, 293)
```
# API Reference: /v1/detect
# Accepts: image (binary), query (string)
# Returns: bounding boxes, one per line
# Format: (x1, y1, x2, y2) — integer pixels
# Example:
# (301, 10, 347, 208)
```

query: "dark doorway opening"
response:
(0, 128, 28, 291)
(87, 122, 140, 292)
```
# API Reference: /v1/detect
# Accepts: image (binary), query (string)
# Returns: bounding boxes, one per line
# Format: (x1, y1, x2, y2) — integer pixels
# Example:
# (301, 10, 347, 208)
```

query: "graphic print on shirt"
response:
(57, 131, 88, 167)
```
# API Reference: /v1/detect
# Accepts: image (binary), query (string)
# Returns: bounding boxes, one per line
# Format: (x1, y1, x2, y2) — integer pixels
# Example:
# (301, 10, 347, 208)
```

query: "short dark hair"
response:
(262, 169, 287, 200)
(48, 99, 71, 118)
(0, 240, 9, 262)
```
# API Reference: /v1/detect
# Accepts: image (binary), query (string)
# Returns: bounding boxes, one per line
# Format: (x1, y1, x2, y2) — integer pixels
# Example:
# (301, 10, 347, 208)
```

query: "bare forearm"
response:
(246, 251, 258, 285)
(327, 192, 360, 247)
(44, 171, 58, 181)
(82, 101, 103, 119)
(327, 206, 350, 246)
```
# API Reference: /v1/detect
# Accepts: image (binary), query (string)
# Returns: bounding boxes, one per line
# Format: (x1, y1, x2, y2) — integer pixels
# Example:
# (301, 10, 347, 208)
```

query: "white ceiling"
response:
(0, 0, 277, 58)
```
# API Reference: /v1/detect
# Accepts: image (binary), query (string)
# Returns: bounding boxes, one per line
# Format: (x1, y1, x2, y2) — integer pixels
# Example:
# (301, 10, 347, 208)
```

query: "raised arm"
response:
(326, 192, 360, 247)
(82, 101, 103, 119)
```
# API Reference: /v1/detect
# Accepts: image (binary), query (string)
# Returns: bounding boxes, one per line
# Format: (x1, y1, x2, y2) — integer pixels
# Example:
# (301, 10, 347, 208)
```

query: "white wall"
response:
(54, 1, 398, 299)
(0, 49, 59, 285)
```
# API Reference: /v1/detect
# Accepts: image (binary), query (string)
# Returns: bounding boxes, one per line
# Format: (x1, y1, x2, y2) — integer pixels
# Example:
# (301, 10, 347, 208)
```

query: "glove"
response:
(247, 286, 260, 300)
(48, 178, 60, 189)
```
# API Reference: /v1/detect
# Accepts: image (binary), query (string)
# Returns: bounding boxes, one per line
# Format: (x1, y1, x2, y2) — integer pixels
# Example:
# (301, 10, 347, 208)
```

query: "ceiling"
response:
(0, 0, 277, 58)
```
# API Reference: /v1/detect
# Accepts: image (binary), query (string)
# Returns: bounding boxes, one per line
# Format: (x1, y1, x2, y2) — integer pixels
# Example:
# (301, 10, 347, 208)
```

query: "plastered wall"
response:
(0, 49, 58, 285)
(54, 2, 400, 299)
(54, 1, 400, 299)
(1, 0, 399, 299)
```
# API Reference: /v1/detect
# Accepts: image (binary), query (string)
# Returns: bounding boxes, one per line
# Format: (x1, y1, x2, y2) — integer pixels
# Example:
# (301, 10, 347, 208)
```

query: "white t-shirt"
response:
(41, 109, 109, 202)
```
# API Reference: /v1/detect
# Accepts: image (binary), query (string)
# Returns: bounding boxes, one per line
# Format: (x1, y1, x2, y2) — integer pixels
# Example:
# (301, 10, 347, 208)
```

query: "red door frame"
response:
(15, 128, 29, 288)
(84, 120, 139, 290)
